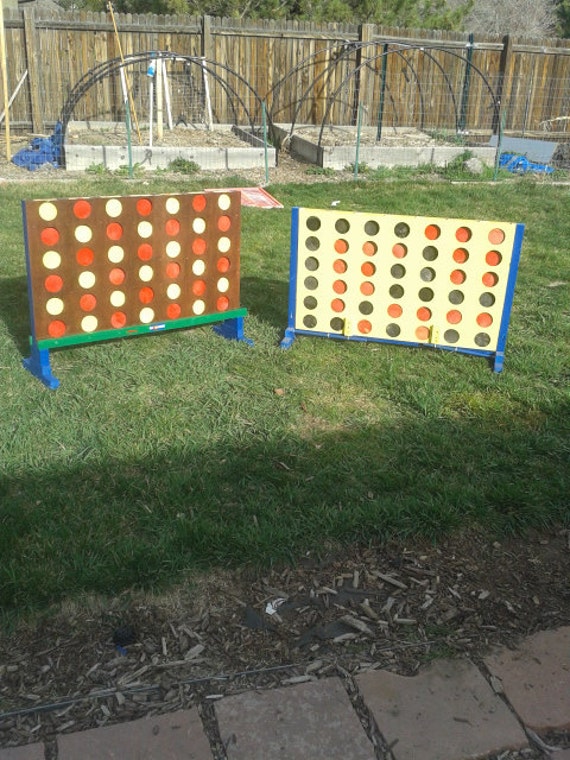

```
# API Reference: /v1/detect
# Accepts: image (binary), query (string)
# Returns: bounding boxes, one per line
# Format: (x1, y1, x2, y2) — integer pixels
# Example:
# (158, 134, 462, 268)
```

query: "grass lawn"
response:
(1, 167, 569, 619)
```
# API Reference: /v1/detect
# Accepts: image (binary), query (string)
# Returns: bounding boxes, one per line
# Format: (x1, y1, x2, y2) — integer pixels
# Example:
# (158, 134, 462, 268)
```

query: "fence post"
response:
(23, 7, 44, 133)
(493, 33, 512, 135)
(354, 23, 374, 126)
(0, 0, 11, 159)
(458, 32, 474, 133)
(202, 14, 212, 60)
(376, 42, 389, 140)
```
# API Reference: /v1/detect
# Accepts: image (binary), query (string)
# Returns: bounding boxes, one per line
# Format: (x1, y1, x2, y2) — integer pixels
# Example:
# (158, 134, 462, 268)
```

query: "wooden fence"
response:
(2, 8, 570, 140)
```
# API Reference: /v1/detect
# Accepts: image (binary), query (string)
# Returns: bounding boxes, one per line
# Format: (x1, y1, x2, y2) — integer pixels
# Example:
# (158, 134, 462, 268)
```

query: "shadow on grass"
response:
(0, 276, 31, 356)
(240, 276, 289, 330)
(1, 404, 568, 613)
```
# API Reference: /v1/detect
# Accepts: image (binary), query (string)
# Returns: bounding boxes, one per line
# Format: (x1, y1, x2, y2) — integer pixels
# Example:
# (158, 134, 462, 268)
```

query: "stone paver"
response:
(484, 626, 570, 732)
(57, 708, 212, 760)
(356, 658, 528, 760)
(0, 745, 44, 760)
(215, 677, 375, 760)
(4, 628, 570, 760)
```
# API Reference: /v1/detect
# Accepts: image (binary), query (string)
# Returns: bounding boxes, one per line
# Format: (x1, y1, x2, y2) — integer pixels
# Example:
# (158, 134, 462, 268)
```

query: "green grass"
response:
(1, 168, 569, 617)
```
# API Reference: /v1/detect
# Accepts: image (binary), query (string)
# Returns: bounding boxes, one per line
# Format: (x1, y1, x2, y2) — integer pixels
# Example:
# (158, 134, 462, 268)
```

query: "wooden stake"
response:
(202, 57, 213, 131)
(0, 69, 27, 125)
(107, 1, 141, 144)
(161, 58, 173, 131)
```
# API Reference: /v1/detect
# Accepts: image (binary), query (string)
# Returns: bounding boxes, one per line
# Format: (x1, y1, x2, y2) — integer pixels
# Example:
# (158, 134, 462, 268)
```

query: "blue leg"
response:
(493, 351, 505, 373)
(279, 327, 297, 349)
(22, 343, 60, 389)
(213, 316, 254, 346)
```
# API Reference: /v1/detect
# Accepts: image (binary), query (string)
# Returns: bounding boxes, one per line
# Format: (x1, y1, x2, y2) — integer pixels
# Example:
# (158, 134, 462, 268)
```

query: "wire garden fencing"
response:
(2, 11, 570, 166)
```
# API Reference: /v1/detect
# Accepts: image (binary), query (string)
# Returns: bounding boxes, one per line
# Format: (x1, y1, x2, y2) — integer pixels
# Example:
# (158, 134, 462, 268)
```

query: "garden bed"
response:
(272, 124, 497, 170)
(63, 121, 277, 172)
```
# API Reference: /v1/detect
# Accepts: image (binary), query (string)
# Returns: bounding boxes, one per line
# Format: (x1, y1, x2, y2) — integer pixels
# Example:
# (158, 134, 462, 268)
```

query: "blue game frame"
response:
(280, 207, 525, 373)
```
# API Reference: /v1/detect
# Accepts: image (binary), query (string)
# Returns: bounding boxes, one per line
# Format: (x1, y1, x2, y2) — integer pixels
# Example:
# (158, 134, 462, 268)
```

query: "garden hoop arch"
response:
(59, 52, 266, 167)
(267, 41, 500, 147)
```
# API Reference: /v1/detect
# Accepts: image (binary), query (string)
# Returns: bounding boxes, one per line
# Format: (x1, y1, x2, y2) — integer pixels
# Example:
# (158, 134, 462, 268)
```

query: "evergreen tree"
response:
(556, 0, 570, 37)
(58, 0, 472, 28)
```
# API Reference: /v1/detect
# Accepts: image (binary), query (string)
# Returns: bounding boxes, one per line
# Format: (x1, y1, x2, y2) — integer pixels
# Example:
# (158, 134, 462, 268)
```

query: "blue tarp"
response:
(499, 152, 554, 175)
(12, 122, 63, 171)
(489, 135, 558, 164)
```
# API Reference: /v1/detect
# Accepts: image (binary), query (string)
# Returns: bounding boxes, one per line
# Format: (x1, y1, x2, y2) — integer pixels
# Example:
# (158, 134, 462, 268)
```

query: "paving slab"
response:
(57, 709, 212, 760)
(0, 745, 44, 760)
(215, 677, 375, 759)
(484, 626, 570, 732)
(356, 658, 528, 760)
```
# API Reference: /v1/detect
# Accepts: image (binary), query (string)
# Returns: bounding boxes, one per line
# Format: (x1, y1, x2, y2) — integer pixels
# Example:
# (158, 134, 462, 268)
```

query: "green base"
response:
(36, 308, 248, 350)
(25, 309, 251, 389)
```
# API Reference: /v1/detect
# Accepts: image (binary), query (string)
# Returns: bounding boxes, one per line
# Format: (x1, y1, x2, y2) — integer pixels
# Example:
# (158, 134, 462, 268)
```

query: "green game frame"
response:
(21, 189, 251, 389)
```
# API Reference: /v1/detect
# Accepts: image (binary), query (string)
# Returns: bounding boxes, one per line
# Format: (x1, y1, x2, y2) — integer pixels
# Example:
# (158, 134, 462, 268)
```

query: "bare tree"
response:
(450, 0, 558, 36)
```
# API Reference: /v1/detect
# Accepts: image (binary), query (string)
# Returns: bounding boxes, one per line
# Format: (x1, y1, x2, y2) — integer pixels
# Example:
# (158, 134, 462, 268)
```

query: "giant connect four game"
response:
(22, 190, 250, 388)
(280, 207, 524, 371)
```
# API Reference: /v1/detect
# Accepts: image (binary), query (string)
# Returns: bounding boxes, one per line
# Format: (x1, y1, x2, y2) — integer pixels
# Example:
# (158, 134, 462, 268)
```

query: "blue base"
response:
(213, 315, 254, 346)
(492, 352, 504, 373)
(279, 327, 296, 349)
(279, 327, 507, 373)
(22, 344, 60, 389)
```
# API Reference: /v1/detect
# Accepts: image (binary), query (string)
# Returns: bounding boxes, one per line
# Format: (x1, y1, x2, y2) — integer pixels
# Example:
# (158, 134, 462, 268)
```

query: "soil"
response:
(65, 123, 439, 149)
(66, 123, 254, 149)
(0, 133, 569, 758)
(291, 124, 443, 147)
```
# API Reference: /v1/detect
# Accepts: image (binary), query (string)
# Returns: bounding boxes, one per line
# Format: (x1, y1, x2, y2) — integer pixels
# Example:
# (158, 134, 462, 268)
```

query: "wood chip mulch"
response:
(1, 527, 569, 759)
